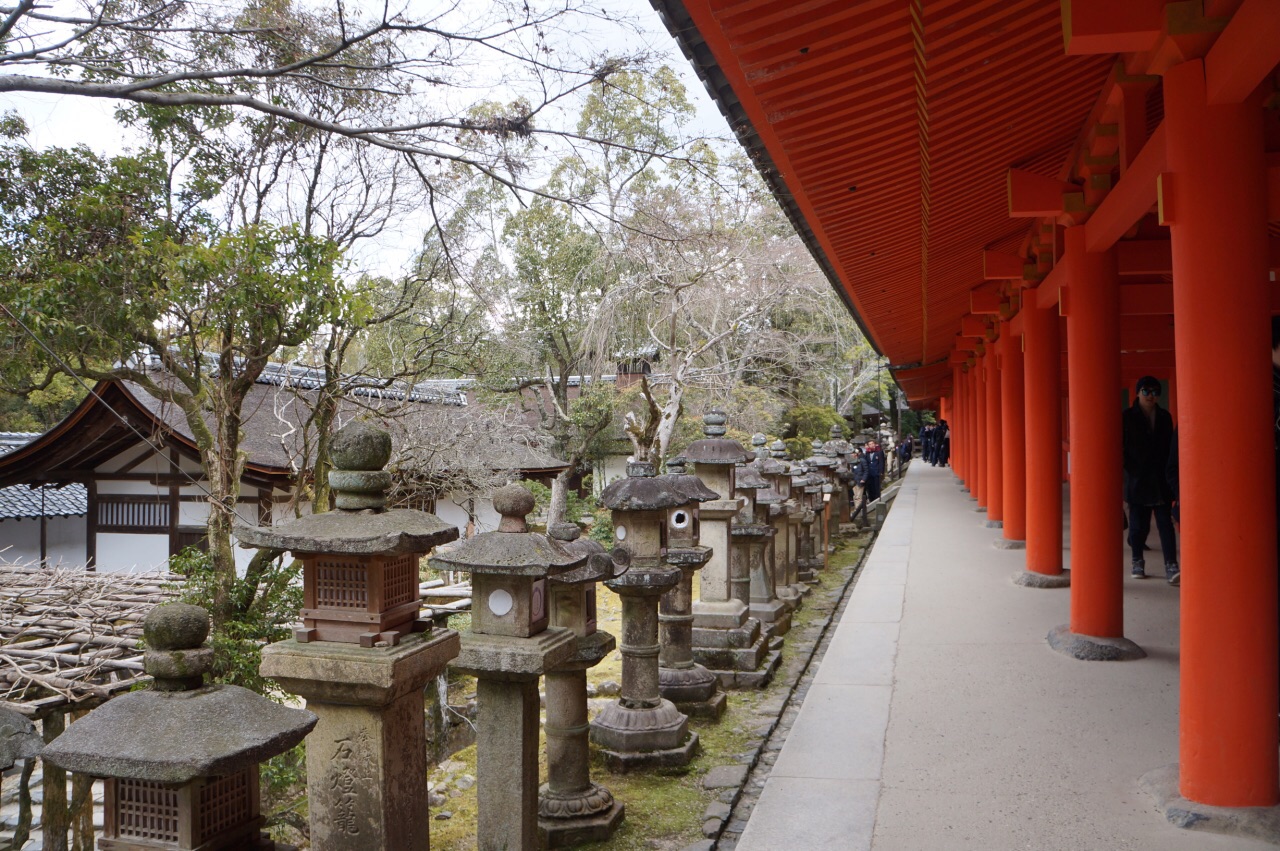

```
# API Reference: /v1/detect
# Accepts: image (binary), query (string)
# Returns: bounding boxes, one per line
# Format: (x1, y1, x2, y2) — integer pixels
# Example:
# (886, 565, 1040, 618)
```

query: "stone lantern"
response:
(684, 412, 773, 688)
(538, 523, 626, 848)
(657, 456, 724, 720)
(590, 461, 698, 770)
(42, 604, 316, 851)
(242, 421, 462, 851)
(429, 484, 580, 851)
(734, 459, 787, 639)
(824, 425, 853, 531)
(793, 465, 823, 584)
(770, 439, 807, 601)
(751, 435, 800, 614)
(0, 708, 40, 771)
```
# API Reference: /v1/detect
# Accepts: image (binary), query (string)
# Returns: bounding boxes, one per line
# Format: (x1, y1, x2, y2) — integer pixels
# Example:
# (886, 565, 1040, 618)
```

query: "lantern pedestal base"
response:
(260, 630, 460, 851)
(659, 663, 727, 721)
(538, 788, 626, 848)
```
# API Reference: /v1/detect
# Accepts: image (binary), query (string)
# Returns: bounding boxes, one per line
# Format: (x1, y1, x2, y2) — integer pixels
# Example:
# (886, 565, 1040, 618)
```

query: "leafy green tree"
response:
(0, 139, 345, 624)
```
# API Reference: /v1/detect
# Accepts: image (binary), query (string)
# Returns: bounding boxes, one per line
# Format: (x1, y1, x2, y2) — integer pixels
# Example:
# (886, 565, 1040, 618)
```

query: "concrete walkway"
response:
(737, 462, 1274, 851)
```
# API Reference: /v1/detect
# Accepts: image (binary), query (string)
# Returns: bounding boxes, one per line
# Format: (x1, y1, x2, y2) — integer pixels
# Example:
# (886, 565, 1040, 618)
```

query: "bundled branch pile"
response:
(0, 565, 182, 718)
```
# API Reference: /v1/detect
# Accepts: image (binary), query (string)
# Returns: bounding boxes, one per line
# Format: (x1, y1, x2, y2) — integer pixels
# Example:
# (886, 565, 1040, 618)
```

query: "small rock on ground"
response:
(702, 763, 749, 789)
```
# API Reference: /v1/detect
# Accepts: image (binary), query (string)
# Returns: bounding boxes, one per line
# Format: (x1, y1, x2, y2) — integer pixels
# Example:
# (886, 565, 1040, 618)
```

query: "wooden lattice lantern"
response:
(238, 421, 459, 647)
(42, 604, 316, 851)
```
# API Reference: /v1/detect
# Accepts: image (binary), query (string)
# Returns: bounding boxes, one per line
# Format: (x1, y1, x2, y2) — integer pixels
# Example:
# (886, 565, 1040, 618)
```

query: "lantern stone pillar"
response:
(538, 524, 625, 847)
(752, 436, 800, 612)
(658, 457, 726, 720)
(591, 461, 698, 770)
(771, 439, 808, 600)
(43, 604, 316, 851)
(243, 422, 462, 851)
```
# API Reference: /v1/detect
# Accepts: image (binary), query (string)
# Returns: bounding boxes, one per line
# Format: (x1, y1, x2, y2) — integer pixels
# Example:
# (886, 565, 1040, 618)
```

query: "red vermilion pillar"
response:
(999, 320, 1026, 543)
(985, 341, 1004, 523)
(1022, 302, 1064, 577)
(962, 365, 974, 485)
(974, 351, 988, 507)
(1056, 226, 1138, 656)
(951, 364, 965, 481)
(1164, 59, 1277, 807)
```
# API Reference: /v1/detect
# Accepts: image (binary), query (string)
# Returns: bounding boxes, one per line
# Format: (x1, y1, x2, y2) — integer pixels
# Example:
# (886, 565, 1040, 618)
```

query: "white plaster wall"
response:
(0, 517, 89, 568)
(595, 454, 629, 496)
(436, 494, 494, 535)
(97, 532, 170, 573)
(98, 480, 168, 497)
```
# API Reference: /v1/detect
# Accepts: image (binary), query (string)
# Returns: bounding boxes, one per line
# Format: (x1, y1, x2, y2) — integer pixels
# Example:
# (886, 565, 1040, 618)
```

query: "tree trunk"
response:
(12, 756, 35, 848)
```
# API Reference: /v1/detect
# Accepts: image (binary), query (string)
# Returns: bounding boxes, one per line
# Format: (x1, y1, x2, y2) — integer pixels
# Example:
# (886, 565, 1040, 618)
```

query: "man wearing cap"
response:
(1122, 375, 1179, 584)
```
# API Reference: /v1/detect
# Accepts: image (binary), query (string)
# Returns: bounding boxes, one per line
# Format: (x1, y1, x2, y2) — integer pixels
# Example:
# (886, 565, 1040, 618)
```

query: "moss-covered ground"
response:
(427, 536, 866, 850)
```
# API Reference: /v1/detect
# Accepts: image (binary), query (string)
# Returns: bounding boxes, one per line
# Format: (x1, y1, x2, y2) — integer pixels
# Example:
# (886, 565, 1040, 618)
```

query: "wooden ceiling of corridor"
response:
(653, 0, 1270, 403)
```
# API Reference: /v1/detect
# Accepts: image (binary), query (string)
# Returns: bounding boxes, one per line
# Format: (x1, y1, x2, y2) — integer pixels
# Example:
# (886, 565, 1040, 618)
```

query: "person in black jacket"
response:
(1123, 375, 1178, 584)
(849, 449, 870, 527)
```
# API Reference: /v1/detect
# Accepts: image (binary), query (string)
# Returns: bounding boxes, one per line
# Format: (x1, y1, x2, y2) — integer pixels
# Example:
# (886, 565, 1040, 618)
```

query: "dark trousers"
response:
(867, 474, 882, 502)
(1129, 502, 1177, 567)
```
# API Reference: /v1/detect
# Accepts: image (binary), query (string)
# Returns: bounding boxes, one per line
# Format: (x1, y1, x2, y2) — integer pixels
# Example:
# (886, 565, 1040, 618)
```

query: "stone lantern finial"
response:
(495, 483, 536, 532)
(770, 439, 788, 459)
(329, 421, 393, 511)
(143, 602, 213, 692)
(703, 410, 728, 437)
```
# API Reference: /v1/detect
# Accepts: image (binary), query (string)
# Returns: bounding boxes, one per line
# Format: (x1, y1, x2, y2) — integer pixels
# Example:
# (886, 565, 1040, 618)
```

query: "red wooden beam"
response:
(1119, 315, 1175, 351)
(1034, 262, 1068, 310)
(1119, 283, 1174, 315)
(971, 283, 1003, 314)
(949, 350, 970, 366)
(1117, 240, 1173, 275)
(1085, 123, 1167, 253)
(1205, 0, 1280, 106)
(1269, 152, 1280, 221)
(960, 315, 988, 338)
(1008, 169, 1078, 217)
(983, 250, 1026, 279)
(1061, 0, 1163, 54)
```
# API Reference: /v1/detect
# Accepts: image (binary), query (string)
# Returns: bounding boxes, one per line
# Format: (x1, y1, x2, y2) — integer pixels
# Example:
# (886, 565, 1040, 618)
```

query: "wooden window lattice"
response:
(98, 496, 170, 531)
(314, 561, 369, 609)
(115, 778, 181, 844)
(383, 554, 417, 608)
(197, 769, 252, 844)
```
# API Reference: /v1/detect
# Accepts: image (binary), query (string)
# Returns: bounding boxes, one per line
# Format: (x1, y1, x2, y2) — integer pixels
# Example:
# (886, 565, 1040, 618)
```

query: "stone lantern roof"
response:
(236, 420, 458, 556)
(430, 485, 584, 578)
(683, 411, 750, 465)
(600, 461, 690, 511)
(663, 456, 720, 502)
(0, 708, 41, 771)
(548, 523, 629, 585)
(42, 603, 315, 785)
(734, 463, 768, 490)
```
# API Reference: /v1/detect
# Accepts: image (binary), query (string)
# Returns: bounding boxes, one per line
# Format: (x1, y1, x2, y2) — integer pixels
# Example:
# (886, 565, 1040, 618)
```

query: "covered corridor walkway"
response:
(737, 462, 1276, 850)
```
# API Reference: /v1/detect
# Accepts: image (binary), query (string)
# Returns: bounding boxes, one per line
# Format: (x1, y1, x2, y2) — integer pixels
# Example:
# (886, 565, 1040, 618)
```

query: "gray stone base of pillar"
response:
(973, 506, 987, 513)
(590, 699, 698, 772)
(711, 647, 782, 690)
(1046, 624, 1146, 661)
(749, 600, 791, 637)
(775, 587, 801, 612)
(1140, 764, 1280, 845)
(658, 663, 724, 719)
(790, 582, 812, 598)
(691, 617, 768, 674)
(982, 518, 1003, 528)
(993, 538, 1026, 550)
(1013, 569, 1070, 588)
(538, 784, 626, 848)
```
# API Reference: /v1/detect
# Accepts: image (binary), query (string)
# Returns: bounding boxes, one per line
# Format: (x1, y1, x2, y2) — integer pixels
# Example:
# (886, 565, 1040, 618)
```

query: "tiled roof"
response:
(0, 482, 87, 519)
